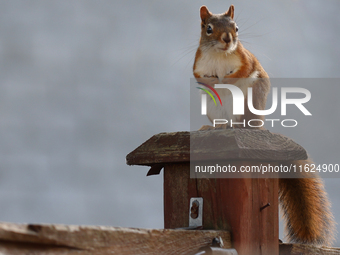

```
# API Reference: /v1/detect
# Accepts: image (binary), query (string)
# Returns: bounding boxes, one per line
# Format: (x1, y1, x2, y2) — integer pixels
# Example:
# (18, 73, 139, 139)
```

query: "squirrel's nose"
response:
(222, 33, 231, 44)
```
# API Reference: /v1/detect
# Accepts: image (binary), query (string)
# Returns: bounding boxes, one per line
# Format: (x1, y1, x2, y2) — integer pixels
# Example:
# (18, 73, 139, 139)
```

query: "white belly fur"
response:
(195, 48, 241, 79)
(195, 48, 260, 124)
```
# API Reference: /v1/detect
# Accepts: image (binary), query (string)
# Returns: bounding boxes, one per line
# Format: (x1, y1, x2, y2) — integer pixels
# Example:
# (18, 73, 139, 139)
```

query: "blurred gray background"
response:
(0, 0, 339, 245)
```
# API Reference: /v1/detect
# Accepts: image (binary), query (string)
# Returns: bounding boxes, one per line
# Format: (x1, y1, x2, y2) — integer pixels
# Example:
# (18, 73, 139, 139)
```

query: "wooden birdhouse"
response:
(126, 129, 308, 255)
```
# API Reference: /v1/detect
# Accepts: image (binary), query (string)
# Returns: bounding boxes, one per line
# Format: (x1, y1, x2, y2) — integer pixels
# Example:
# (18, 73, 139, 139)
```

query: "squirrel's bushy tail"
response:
(279, 159, 336, 246)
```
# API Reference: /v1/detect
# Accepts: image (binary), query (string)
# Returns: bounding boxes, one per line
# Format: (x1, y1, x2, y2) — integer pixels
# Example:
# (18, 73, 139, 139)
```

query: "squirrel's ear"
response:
(200, 6, 212, 23)
(225, 5, 235, 19)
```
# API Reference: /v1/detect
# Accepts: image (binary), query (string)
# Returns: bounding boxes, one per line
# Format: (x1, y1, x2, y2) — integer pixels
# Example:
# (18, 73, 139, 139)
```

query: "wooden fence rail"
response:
(0, 222, 339, 254)
(0, 222, 232, 254)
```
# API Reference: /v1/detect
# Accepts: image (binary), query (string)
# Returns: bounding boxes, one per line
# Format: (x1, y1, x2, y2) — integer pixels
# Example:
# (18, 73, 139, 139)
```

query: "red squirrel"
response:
(193, 5, 270, 129)
(193, 5, 335, 245)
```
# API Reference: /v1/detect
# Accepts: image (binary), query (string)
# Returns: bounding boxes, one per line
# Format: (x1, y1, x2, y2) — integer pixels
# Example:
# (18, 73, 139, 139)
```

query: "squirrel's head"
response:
(199, 5, 238, 54)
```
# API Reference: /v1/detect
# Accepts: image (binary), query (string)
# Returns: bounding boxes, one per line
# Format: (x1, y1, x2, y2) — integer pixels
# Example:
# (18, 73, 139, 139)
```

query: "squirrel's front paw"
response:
(199, 124, 229, 131)
(199, 125, 214, 131)
(214, 124, 229, 129)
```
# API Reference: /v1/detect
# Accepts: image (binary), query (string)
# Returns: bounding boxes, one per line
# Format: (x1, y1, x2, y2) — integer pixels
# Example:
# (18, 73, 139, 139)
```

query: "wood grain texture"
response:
(163, 163, 198, 229)
(164, 163, 279, 255)
(126, 130, 307, 167)
(280, 243, 340, 255)
(0, 222, 232, 254)
(126, 131, 191, 166)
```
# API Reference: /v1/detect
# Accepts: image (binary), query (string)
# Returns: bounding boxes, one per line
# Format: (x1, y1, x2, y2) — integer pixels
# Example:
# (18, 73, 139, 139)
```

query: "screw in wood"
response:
(260, 203, 271, 211)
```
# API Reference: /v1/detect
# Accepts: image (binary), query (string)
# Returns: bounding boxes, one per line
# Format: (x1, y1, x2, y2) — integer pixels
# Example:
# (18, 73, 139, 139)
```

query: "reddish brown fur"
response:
(193, 48, 201, 79)
(223, 43, 267, 79)
(279, 159, 336, 245)
(225, 44, 270, 128)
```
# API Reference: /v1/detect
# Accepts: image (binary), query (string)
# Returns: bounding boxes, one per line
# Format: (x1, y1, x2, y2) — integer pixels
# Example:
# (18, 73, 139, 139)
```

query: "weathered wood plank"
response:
(126, 130, 307, 166)
(0, 222, 232, 254)
(280, 243, 340, 255)
(126, 131, 191, 165)
(1, 222, 339, 255)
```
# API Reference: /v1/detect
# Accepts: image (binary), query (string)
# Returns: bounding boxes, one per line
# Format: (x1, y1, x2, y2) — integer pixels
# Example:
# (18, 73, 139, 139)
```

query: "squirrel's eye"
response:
(235, 26, 239, 32)
(206, 25, 213, 35)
